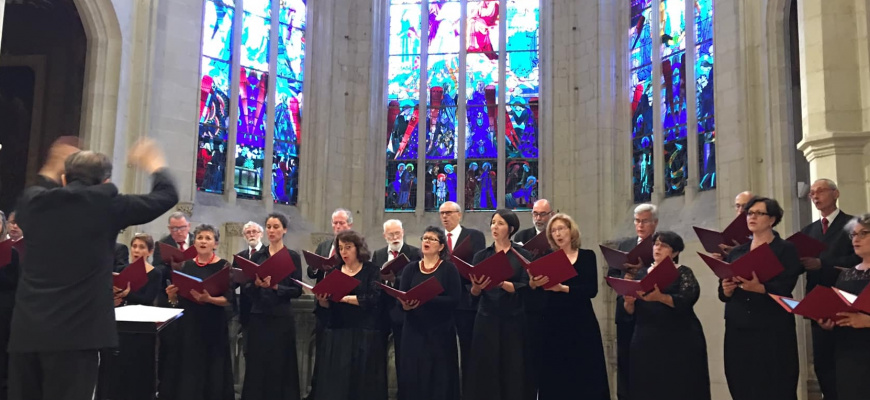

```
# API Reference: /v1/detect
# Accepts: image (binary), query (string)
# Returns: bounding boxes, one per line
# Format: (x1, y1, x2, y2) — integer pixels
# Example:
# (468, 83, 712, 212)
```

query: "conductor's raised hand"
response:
(128, 138, 167, 174)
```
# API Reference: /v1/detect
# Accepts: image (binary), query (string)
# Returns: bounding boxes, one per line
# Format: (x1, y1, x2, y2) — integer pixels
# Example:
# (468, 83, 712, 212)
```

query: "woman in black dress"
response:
(313, 230, 387, 400)
(527, 213, 609, 400)
(718, 197, 802, 400)
(624, 231, 709, 400)
(242, 212, 303, 400)
(0, 211, 19, 400)
(164, 224, 234, 400)
(465, 209, 532, 400)
(398, 226, 462, 400)
(816, 213, 870, 400)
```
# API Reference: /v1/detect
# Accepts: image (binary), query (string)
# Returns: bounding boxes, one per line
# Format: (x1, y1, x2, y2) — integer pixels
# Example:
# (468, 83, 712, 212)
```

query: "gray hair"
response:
(383, 219, 403, 231)
(193, 224, 220, 243)
(634, 203, 658, 220)
(441, 201, 462, 213)
(167, 211, 188, 223)
(243, 221, 264, 232)
(332, 208, 353, 224)
(0, 210, 6, 239)
(846, 213, 870, 234)
(815, 179, 839, 191)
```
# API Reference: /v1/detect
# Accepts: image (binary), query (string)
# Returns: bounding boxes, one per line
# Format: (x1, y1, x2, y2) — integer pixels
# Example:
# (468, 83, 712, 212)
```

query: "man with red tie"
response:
(230, 221, 264, 393)
(152, 212, 193, 282)
(801, 178, 861, 400)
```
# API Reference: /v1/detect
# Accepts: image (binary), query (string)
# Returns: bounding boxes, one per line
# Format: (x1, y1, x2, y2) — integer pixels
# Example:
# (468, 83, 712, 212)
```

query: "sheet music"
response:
(115, 305, 183, 323)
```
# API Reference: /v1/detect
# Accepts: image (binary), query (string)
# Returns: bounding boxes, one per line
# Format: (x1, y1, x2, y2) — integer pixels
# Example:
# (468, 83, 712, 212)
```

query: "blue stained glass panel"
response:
(389, 4, 422, 56)
(630, 64, 653, 138)
(505, 160, 538, 210)
(465, 159, 498, 211)
(241, 13, 271, 71)
(661, 51, 687, 132)
(197, 128, 229, 193)
(660, 0, 686, 58)
(200, 58, 232, 129)
(202, 0, 234, 61)
(271, 155, 298, 204)
(466, 106, 497, 159)
(244, 0, 271, 17)
(506, 98, 538, 159)
(467, 1, 500, 56)
(237, 67, 268, 198)
(428, 54, 459, 102)
(695, 0, 713, 44)
(386, 161, 418, 210)
(278, 25, 305, 80)
(506, 0, 539, 51)
(506, 50, 539, 98)
(630, 0, 652, 16)
(664, 139, 687, 196)
(630, 7, 652, 67)
(425, 161, 458, 211)
(427, 2, 461, 54)
(274, 78, 302, 157)
(696, 42, 714, 131)
(387, 103, 420, 161)
(425, 107, 457, 159)
(466, 53, 498, 102)
(633, 150, 654, 202)
(698, 118, 716, 190)
(279, 0, 306, 30)
(388, 55, 421, 102)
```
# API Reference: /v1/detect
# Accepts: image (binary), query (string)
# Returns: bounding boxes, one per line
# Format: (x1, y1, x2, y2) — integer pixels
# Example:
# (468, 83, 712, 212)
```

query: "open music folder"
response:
(113, 257, 149, 293)
(380, 253, 411, 275)
(770, 286, 861, 321)
(157, 242, 198, 265)
(520, 232, 551, 258)
(451, 251, 513, 291)
(785, 232, 827, 259)
(233, 250, 297, 283)
(697, 242, 784, 282)
(376, 276, 445, 305)
(599, 236, 654, 271)
(303, 250, 340, 272)
(605, 257, 679, 297)
(290, 271, 361, 301)
(512, 248, 577, 289)
(693, 212, 752, 256)
(171, 266, 230, 303)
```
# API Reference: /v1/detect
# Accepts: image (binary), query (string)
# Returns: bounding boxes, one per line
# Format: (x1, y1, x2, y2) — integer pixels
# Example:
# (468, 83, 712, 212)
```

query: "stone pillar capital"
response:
(797, 132, 870, 163)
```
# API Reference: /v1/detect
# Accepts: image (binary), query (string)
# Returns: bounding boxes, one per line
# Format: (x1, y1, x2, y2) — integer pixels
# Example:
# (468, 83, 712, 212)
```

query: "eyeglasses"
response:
(421, 236, 441, 243)
(439, 211, 458, 216)
(807, 188, 834, 197)
(746, 211, 770, 218)
(168, 226, 189, 232)
(634, 218, 655, 225)
(734, 203, 746, 211)
(532, 211, 553, 218)
(338, 245, 355, 252)
(551, 226, 568, 234)
(849, 230, 870, 240)
(243, 229, 261, 235)
(385, 231, 403, 239)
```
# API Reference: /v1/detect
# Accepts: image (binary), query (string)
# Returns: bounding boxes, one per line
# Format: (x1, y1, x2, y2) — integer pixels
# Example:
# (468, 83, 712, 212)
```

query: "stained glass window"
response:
(660, 0, 686, 196)
(630, 0, 653, 202)
(695, 0, 716, 190)
(197, 0, 305, 204)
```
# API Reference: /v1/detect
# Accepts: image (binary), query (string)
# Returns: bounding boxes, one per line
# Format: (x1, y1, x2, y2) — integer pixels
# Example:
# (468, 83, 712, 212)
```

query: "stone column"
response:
(796, 0, 870, 217)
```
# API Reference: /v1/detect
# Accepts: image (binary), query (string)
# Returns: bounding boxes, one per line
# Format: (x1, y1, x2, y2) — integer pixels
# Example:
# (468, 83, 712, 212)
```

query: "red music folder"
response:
(450, 251, 514, 291)
(380, 253, 411, 275)
(0, 240, 14, 267)
(598, 236, 654, 271)
(158, 242, 198, 265)
(290, 270, 361, 302)
(171, 266, 230, 304)
(697, 242, 784, 282)
(693, 213, 752, 255)
(376, 276, 445, 305)
(521, 232, 551, 258)
(605, 257, 679, 296)
(786, 232, 828, 259)
(113, 257, 148, 293)
(513, 248, 577, 289)
(769, 286, 859, 321)
(303, 250, 340, 271)
(230, 267, 250, 284)
(451, 237, 475, 264)
(233, 250, 297, 284)
(840, 284, 870, 314)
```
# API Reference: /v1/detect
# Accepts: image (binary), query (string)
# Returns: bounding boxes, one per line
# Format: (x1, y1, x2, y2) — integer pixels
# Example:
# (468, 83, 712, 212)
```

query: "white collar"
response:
(250, 242, 263, 251)
(822, 208, 840, 223)
(447, 225, 463, 241)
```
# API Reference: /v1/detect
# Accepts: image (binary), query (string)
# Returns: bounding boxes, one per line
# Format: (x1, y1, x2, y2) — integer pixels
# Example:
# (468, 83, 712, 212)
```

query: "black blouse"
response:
(471, 243, 532, 317)
(315, 262, 383, 330)
(243, 247, 303, 316)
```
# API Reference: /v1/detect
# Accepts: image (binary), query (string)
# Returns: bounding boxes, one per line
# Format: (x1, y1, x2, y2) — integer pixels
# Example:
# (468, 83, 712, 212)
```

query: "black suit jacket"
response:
(801, 211, 861, 291)
(607, 237, 645, 325)
(307, 238, 334, 282)
(233, 244, 262, 327)
(513, 227, 538, 245)
(152, 233, 194, 274)
(113, 243, 129, 273)
(455, 226, 487, 311)
(11, 170, 178, 351)
(372, 243, 422, 327)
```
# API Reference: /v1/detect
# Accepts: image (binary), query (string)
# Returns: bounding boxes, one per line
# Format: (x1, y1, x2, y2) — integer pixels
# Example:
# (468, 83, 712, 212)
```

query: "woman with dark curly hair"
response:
(314, 230, 386, 400)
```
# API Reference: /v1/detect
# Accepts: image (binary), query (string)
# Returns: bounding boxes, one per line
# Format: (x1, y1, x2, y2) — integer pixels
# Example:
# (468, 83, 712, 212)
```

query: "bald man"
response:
(514, 199, 553, 245)
(734, 191, 753, 216)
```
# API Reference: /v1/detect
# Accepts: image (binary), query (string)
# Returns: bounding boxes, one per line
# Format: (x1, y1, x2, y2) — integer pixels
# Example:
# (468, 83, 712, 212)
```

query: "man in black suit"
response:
(514, 199, 553, 245)
(231, 221, 264, 393)
(371, 219, 420, 398)
(113, 242, 129, 272)
(607, 203, 658, 400)
(9, 138, 177, 400)
(801, 179, 860, 400)
(438, 200, 486, 388)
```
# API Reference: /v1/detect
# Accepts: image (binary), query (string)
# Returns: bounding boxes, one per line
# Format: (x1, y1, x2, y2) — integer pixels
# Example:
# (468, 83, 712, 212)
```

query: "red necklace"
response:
(420, 259, 441, 273)
(195, 253, 216, 267)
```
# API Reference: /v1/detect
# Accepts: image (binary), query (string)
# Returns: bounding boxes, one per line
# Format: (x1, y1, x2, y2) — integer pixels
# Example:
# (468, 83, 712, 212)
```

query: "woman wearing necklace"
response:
(718, 197, 802, 400)
(398, 226, 462, 400)
(314, 230, 387, 400)
(163, 224, 234, 400)
(465, 209, 533, 400)
(815, 213, 870, 399)
(528, 213, 609, 400)
(623, 231, 710, 400)
(242, 212, 303, 400)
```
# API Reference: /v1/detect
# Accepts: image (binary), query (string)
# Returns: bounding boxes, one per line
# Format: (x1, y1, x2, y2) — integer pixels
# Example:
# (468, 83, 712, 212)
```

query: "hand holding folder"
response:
(171, 266, 230, 304)
(697, 242, 784, 283)
(158, 242, 198, 268)
(513, 248, 577, 289)
(785, 232, 827, 259)
(376, 276, 445, 306)
(290, 271, 361, 302)
(693, 213, 752, 256)
(521, 232, 551, 258)
(769, 286, 861, 321)
(113, 257, 149, 293)
(451, 251, 513, 291)
(233, 250, 297, 284)
(599, 237, 654, 271)
(380, 253, 411, 275)
(303, 250, 340, 272)
(605, 257, 679, 297)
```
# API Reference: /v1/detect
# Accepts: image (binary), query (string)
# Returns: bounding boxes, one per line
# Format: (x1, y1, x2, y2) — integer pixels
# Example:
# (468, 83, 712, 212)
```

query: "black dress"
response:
(464, 243, 531, 400)
(162, 259, 234, 400)
(537, 249, 609, 400)
(241, 247, 303, 400)
(398, 259, 462, 400)
(0, 249, 19, 400)
(719, 237, 802, 400)
(630, 264, 710, 400)
(313, 262, 387, 400)
(111, 268, 162, 400)
(832, 266, 870, 400)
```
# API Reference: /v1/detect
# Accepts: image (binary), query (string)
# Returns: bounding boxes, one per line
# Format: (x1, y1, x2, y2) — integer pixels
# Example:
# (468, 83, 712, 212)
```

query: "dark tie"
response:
(177, 241, 185, 250)
(822, 217, 829, 234)
(447, 233, 453, 253)
(250, 247, 256, 258)
(391, 251, 399, 258)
